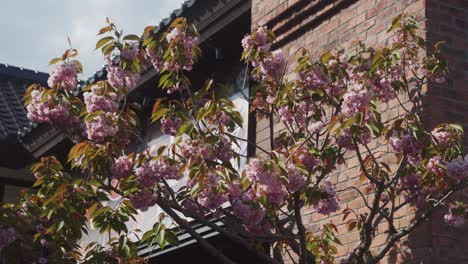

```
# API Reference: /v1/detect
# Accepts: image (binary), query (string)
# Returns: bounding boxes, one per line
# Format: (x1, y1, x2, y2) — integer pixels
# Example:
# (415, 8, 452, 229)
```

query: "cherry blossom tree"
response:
(0, 14, 466, 264)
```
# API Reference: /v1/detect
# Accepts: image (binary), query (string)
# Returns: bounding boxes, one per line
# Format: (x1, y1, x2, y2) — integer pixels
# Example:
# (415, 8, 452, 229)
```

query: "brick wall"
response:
(251, 0, 468, 263)
(424, 0, 468, 263)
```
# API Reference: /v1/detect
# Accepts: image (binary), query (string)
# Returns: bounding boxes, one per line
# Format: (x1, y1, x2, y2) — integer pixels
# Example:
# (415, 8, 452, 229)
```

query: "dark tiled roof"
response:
(0, 63, 49, 140)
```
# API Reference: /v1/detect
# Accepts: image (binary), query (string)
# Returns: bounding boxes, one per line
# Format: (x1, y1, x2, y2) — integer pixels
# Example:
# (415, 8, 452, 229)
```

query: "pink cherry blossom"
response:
(107, 65, 140, 90)
(444, 213, 464, 226)
(0, 227, 16, 249)
(181, 198, 206, 216)
(232, 199, 266, 226)
(426, 155, 445, 176)
(399, 172, 419, 190)
(146, 47, 164, 72)
(252, 26, 270, 52)
(241, 34, 253, 50)
(110, 155, 132, 179)
(431, 127, 455, 147)
(85, 113, 118, 143)
(372, 72, 396, 103)
(286, 164, 305, 192)
(341, 81, 373, 117)
(26, 90, 76, 129)
(314, 179, 340, 215)
(245, 158, 286, 205)
(150, 158, 180, 180)
(121, 42, 139, 61)
(83, 85, 120, 113)
(296, 144, 320, 171)
(128, 189, 157, 212)
(215, 136, 234, 162)
(47, 61, 78, 91)
(390, 133, 422, 166)
(444, 203, 465, 226)
(180, 138, 214, 161)
(160, 115, 182, 136)
(259, 49, 286, 81)
(188, 172, 227, 210)
(278, 106, 294, 126)
(337, 128, 371, 151)
(447, 155, 468, 184)
(308, 120, 325, 135)
(299, 64, 329, 91)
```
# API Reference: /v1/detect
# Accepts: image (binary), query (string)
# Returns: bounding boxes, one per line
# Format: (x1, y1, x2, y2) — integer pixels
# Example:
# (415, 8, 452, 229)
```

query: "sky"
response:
(0, 0, 186, 77)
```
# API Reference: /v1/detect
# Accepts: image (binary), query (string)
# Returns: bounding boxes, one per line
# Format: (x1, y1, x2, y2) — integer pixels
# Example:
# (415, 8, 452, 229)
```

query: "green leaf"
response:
(176, 122, 194, 136)
(141, 230, 154, 243)
(449, 123, 464, 133)
(370, 53, 384, 72)
(91, 206, 112, 219)
(102, 41, 115, 55)
(49, 57, 62, 65)
(121, 244, 130, 258)
(165, 231, 179, 245)
(151, 107, 169, 122)
(142, 37, 154, 47)
(73, 60, 84, 74)
(159, 73, 172, 88)
(96, 36, 114, 50)
(123, 34, 141, 41)
(320, 50, 332, 64)
(98, 25, 112, 35)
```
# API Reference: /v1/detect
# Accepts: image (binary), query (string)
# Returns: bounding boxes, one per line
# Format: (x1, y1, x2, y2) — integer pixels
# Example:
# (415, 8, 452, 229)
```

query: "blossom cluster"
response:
(105, 43, 141, 91)
(47, 61, 79, 91)
(107, 65, 140, 91)
(245, 158, 286, 205)
(121, 42, 139, 61)
(443, 203, 465, 227)
(214, 136, 234, 162)
(230, 184, 266, 227)
(337, 127, 371, 151)
(206, 110, 231, 128)
(432, 127, 456, 147)
(295, 144, 320, 171)
(146, 26, 199, 76)
(128, 189, 158, 211)
(180, 138, 214, 161)
(0, 226, 16, 249)
(134, 157, 180, 187)
(110, 155, 133, 179)
(160, 115, 182, 136)
(82, 84, 129, 144)
(85, 113, 118, 143)
(26, 89, 76, 129)
(298, 63, 330, 92)
(83, 85, 120, 113)
(341, 81, 373, 118)
(188, 172, 227, 210)
(258, 49, 287, 82)
(313, 179, 340, 215)
(390, 133, 422, 166)
(286, 164, 305, 193)
(446, 155, 468, 184)
(241, 26, 271, 53)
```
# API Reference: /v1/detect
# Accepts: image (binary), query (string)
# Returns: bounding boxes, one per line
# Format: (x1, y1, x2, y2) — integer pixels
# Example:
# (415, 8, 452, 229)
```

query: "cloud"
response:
(0, 0, 185, 77)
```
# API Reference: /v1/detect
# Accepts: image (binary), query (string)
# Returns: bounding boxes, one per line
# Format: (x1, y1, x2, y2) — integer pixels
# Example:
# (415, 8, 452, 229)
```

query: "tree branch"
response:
(157, 199, 237, 264)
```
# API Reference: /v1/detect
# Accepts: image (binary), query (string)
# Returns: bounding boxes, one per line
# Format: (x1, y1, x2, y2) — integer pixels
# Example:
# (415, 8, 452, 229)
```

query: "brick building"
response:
(1, 0, 466, 263)
(251, 0, 468, 263)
